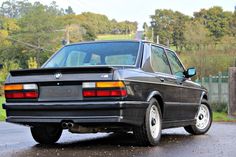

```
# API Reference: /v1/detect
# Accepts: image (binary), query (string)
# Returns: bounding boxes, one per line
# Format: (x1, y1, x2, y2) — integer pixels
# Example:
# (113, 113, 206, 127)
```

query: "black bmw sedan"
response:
(3, 40, 212, 146)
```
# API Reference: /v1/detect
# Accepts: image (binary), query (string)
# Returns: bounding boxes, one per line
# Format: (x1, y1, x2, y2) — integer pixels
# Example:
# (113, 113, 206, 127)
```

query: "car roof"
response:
(66, 40, 170, 49)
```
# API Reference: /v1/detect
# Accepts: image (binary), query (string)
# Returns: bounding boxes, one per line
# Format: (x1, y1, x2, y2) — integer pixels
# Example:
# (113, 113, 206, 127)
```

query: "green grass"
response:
(213, 112, 236, 122)
(96, 34, 135, 40)
(0, 97, 6, 121)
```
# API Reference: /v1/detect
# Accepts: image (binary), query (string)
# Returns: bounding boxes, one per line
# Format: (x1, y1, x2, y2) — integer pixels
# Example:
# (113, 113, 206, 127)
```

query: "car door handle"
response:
(160, 78, 165, 82)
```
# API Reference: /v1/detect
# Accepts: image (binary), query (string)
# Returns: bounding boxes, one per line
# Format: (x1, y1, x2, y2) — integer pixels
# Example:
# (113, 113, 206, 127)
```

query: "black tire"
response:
(184, 100, 212, 135)
(31, 125, 62, 144)
(133, 98, 162, 146)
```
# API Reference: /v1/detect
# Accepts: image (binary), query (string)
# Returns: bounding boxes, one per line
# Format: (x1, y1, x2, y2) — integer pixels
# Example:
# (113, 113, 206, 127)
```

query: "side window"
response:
(105, 54, 136, 65)
(166, 50, 185, 77)
(151, 46, 171, 74)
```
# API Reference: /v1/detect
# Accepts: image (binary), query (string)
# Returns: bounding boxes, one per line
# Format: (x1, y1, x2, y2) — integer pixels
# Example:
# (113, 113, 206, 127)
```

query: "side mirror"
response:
(185, 67, 196, 78)
(0, 64, 3, 70)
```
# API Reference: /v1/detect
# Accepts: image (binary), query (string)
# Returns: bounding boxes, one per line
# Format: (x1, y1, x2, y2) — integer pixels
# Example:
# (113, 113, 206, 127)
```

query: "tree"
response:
(79, 12, 110, 34)
(151, 9, 189, 47)
(80, 23, 96, 41)
(194, 6, 233, 41)
(0, 0, 32, 18)
(65, 6, 75, 15)
(229, 10, 236, 36)
(0, 0, 139, 69)
(184, 21, 211, 50)
(172, 12, 189, 50)
(151, 9, 176, 44)
(0, 16, 20, 47)
(0, 60, 20, 81)
(17, 2, 61, 66)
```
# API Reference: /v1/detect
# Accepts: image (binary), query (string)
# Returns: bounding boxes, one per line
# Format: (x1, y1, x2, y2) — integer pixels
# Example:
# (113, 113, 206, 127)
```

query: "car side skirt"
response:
(162, 119, 196, 129)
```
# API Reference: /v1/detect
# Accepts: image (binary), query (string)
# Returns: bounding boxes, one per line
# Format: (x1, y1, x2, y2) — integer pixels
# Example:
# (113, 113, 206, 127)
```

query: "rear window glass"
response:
(44, 42, 140, 68)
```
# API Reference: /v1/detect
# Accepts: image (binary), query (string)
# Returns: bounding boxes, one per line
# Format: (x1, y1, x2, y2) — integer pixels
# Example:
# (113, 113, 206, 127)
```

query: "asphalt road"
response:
(0, 122, 235, 157)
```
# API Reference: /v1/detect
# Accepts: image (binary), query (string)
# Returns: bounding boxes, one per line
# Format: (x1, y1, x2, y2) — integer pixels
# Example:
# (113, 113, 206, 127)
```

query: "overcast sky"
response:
(1, 0, 235, 30)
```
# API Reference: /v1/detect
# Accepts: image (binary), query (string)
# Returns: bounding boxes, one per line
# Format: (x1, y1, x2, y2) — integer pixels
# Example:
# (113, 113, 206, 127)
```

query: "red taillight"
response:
(111, 90, 127, 97)
(83, 89, 127, 97)
(82, 81, 127, 98)
(5, 91, 38, 99)
(5, 92, 24, 99)
(4, 83, 39, 99)
(96, 90, 110, 97)
(83, 90, 96, 97)
(24, 91, 39, 98)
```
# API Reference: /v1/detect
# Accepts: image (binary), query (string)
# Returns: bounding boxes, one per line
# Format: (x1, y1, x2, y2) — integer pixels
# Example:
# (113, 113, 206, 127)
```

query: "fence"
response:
(195, 72, 228, 104)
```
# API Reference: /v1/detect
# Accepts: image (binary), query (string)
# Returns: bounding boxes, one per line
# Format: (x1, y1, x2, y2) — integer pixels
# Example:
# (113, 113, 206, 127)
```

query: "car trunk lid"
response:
(9, 66, 114, 82)
(8, 67, 115, 101)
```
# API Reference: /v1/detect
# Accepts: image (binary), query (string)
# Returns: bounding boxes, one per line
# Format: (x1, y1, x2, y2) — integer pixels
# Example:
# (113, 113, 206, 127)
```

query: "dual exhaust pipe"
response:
(61, 122, 74, 129)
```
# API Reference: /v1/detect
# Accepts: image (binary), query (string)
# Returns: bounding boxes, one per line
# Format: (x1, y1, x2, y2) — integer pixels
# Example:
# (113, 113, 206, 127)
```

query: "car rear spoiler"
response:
(10, 66, 116, 76)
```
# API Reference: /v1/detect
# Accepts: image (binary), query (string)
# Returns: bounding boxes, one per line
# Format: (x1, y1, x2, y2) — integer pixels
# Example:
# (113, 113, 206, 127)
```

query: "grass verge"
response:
(0, 97, 6, 121)
(96, 34, 135, 40)
(213, 112, 236, 122)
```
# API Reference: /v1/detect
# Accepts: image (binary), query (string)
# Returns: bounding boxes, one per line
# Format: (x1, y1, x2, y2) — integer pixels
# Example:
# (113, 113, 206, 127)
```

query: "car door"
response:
(165, 49, 199, 120)
(150, 45, 182, 121)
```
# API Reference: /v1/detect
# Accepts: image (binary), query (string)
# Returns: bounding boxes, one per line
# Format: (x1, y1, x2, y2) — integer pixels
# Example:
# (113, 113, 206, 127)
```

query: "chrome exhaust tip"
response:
(61, 122, 69, 129)
(67, 122, 74, 129)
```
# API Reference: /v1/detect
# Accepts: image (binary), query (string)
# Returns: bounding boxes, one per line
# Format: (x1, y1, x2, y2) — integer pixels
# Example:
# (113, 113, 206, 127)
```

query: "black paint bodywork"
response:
(3, 40, 207, 130)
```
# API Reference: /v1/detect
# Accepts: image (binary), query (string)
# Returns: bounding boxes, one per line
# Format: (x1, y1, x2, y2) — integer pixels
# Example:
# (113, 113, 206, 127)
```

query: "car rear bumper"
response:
(3, 101, 149, 126)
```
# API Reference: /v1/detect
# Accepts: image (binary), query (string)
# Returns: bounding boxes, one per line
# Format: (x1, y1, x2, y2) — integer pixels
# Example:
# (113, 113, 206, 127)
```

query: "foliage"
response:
(149, 6, 235, 48)
(0, 60, 20, 81)
(0, 0, 138, 69)
(148, 6, 236, 77)
(27, 57, 37, 69)
(65, 6, 75, 15)
(194, 7, 233, 41)
(97, 34, 135, 40)
(184, 21, 211, 50)
(229, 11, 236, 36)
(0, 0, 32, 18)
(0, 16, 19, 47)
(180, 48, 235, 78)
(213, 112, 236, 122)
(211, 103, 228, 113)
(150, 9, 189, 49)
(0, 97, 6, 121)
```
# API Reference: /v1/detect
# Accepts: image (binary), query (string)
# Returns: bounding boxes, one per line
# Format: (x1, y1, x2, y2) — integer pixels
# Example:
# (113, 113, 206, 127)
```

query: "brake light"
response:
(5, 91, 39, 99)
(24, 91, 39, 98)
(4, 84, 39, 99)
(83, 90, 96, 97)
(82, 81, 127, 97)
(111, 90, 127, 96)
(5, 92, 24, 99)
(96, 90, 110, 97)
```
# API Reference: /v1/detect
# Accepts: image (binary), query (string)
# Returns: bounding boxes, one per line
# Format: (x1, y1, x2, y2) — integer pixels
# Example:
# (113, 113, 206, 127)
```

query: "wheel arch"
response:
(195, 91, 209, 118)
(200, 91, 208, 103)
(147, 91, 164, 117)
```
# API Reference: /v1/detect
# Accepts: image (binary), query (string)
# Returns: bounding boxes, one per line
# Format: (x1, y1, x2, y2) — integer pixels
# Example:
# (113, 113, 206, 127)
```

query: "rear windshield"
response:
(43, 42, 140, 68)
